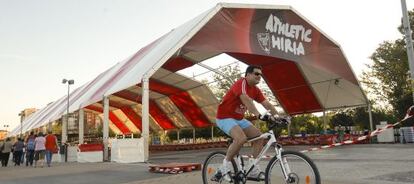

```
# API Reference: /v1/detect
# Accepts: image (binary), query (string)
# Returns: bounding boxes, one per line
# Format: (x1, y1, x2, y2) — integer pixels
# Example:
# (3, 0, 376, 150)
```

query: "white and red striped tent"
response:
(10, 3, 367, 136)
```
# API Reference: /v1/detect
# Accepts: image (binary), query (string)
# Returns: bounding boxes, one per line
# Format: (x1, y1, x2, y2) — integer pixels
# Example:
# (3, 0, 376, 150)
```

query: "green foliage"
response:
(209, 64, 242, 101)
(362, 9, 414, 119)
(289, 114, 324, 135)
(330, 107, 397, 130)
(331, 111, 353, 127)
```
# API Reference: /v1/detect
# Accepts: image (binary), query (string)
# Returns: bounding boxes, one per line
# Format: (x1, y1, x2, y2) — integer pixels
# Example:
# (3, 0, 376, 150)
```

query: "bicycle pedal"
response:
(210, 172, 222, 182)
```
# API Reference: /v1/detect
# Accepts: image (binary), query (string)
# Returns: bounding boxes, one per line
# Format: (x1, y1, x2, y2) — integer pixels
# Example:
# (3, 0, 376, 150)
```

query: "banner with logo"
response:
(183, 7, 365, 114)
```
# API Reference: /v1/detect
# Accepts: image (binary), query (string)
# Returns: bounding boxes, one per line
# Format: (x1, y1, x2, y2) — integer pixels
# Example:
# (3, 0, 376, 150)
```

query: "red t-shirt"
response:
(216, 78, 265, 120)
(45, 134, 58, 152)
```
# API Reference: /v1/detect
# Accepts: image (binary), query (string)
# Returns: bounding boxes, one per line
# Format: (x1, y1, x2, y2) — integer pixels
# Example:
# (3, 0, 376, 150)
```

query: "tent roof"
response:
(10, 3, 367, 136)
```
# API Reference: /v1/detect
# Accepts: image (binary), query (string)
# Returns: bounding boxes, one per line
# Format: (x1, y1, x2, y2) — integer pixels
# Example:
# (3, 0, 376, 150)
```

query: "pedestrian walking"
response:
(34, 132, 46, 168)
(12, 138, 24, 166)
(1, 138, 13, 167)
(45, 131, 59, 167)
(25, 132, 36, 166)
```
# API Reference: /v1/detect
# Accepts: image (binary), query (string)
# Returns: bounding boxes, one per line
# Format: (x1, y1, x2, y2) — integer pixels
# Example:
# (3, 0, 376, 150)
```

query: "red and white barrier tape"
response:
(155, 168, 184, 174)
(240, 115, 412, 158)
(300, 116, 411, 153)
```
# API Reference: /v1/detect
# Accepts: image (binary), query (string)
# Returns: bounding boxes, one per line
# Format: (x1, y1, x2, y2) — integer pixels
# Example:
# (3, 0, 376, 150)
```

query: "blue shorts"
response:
(216, 118, 252, 135)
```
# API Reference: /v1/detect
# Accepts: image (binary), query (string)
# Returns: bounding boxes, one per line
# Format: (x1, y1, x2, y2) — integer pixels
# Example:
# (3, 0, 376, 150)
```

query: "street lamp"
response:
(62, 79, 74, 144)
(3, 124, 9, 132)
(18, 112, 24, 137)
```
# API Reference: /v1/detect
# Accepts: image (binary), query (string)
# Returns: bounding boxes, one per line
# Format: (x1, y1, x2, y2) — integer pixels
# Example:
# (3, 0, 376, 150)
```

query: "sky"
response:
(0, 0, 413, 130)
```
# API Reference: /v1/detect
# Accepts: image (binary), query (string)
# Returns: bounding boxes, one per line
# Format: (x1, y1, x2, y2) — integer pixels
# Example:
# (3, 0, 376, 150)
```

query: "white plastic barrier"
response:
(77, 144, 103, 163)
(52, 153, 61, 162)
(376, 122, 394, 143)
(400, 127, 414, 143)
(67, 146, 78, 162)
(110, 138, 145, 163)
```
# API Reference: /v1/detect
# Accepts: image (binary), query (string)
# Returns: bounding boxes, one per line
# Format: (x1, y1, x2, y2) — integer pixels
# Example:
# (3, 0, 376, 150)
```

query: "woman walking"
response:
(1, 138, 13, 167)
(13, 138, 24, 166)
(25, 132, 36, 166)
(34, 132, 46, 168)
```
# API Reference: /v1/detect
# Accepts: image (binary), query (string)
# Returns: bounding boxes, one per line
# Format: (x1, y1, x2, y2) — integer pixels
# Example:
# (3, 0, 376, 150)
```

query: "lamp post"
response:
(401, 0, 414, 103)
(18, 112, 24, 137)
(3, 124, 9, 132)
(62, 79, 74, 144)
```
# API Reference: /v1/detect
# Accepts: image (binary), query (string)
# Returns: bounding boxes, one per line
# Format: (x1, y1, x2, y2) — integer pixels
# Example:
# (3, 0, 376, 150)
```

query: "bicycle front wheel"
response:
(265, 150, 320, 184)
(202, 151, 238, 184)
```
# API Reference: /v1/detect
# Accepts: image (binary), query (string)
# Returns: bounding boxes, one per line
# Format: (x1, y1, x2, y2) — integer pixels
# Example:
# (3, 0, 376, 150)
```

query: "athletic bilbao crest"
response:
(257, 33, 271, 54)
(256, 13, 312, 56)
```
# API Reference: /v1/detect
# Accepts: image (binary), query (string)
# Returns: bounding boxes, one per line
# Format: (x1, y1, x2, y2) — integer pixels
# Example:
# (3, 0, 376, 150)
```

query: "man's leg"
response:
(243, 126, 263, 158)
(226, 126, 247, 161)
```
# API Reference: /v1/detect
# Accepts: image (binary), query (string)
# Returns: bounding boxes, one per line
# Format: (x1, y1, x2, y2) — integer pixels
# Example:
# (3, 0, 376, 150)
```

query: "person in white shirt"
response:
(34, 132, 46, 168)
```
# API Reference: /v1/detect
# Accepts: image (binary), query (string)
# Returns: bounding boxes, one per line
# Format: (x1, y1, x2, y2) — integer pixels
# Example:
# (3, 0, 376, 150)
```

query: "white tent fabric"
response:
(10, 3, 367, 137)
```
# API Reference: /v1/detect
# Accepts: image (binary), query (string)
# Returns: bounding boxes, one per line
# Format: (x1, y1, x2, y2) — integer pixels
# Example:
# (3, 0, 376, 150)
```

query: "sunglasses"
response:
(253, 72, 262, 76)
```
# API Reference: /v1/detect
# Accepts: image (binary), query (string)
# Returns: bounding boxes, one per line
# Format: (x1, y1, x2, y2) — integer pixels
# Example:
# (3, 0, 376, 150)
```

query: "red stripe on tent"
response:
(140, 80, 211, 128)
(103, 100, 153, 131)
(114, 91, 140, 102)
(113, 91, 176, 130)
(107, 100, 126, 109)
(162, 57, 195, 72)
(84, 105, 131, 134)
(120, 107, 142, 131)
(148, 101, 175, 129)
(228, 53, 322, 115)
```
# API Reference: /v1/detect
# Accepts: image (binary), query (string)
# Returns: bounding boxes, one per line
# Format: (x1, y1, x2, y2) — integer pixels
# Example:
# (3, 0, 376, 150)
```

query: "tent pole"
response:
(177, 130, 180, 141)
(323, 110, 327, 134)
(401, 0, 414, 103)
(79, 109, 84, 144)
(103, 96, 109, 161)
(368, 105, 373, 131)
(162, 130, 166, 145)
(287, 123, 291, 136)
(193, 128, 196, 143)
(211, 126, 214, 140)
(142, 77, 150, 162)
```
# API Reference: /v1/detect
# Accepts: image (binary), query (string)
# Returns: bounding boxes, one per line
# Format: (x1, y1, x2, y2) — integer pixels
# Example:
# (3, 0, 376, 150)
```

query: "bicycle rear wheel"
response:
(265, 150, 320, 184)
(202, 151, 238, 184)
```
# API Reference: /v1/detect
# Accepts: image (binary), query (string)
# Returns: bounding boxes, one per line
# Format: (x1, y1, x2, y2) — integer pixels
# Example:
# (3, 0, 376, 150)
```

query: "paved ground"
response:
(0, 144, 413, 184)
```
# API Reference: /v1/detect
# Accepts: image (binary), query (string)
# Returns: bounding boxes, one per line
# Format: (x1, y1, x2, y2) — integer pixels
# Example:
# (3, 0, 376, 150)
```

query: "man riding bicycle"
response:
(216, 65, 280, 181)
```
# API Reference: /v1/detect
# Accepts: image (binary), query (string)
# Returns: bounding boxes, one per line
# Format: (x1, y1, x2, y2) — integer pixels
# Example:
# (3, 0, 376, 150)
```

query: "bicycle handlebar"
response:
(266, 117, 290, 130)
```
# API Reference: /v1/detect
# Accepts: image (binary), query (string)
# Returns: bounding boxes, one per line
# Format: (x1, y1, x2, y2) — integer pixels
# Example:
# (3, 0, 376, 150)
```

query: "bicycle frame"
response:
(234, 129, 292, 181)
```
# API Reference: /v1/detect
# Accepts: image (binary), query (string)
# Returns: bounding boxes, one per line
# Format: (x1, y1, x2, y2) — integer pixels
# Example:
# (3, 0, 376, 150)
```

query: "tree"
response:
(288, 114, 324, 135)
(209, 63, 242, 101)
(329, 107, 396, 131)
(362, 9, 414, 119)
(331, 111, 353, 127)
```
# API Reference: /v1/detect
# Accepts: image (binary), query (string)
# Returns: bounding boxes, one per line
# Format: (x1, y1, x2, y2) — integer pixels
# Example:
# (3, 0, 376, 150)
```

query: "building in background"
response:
(0, 130, 7, 140)
(19, 108, 37, 122)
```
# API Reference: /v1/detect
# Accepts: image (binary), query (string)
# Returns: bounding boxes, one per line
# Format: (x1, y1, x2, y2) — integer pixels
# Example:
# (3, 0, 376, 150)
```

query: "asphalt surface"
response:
(0, 144, 413, 184)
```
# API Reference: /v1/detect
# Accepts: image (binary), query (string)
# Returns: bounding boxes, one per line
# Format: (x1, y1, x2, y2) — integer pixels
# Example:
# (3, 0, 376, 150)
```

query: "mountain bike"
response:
(202, 117, 321, 184)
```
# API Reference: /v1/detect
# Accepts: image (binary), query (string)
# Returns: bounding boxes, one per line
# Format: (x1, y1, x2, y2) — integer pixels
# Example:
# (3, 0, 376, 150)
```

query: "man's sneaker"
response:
(247, 166, 265, 181)
(219, 159, 232, 182)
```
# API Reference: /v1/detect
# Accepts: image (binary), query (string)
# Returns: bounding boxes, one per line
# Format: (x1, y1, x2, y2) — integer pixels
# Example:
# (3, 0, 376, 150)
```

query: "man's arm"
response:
(240, 94, 261, 117)
(261, 100, 278, 116)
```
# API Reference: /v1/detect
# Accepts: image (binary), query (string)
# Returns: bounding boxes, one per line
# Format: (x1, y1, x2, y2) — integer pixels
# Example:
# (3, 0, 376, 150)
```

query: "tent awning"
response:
(10, 3, 367, 136)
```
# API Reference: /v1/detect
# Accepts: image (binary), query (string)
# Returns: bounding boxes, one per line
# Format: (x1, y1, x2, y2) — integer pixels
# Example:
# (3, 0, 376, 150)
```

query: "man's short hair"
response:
(245, 65, 262, 77)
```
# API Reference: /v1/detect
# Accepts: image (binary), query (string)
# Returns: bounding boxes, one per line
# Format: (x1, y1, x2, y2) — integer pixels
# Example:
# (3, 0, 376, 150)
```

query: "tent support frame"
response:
(103, 96, 109, 161)
(79, 108, 84, 144)
(141, 77, 150, 162)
